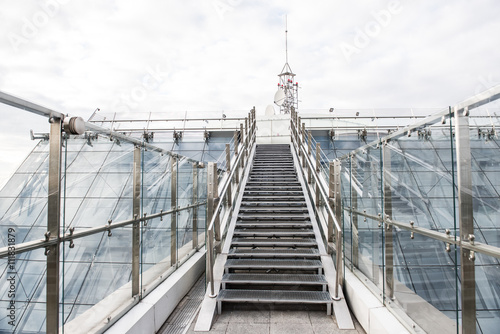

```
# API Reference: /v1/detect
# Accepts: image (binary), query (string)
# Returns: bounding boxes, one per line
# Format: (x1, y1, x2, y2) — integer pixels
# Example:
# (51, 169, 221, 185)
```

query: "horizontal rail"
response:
(348, 208, 500, 260)
(0, 201, 206, 258)
(339, 84, 500, 159)
(0, 90, 204, 165)
(206, 129, 255, 232)
(291, 125, 341, 233)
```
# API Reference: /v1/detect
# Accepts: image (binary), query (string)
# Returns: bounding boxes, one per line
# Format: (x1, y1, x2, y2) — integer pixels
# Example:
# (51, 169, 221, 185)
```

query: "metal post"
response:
(382, 143, 394, 301)
(207, 162, 220, 242)
(455, 106, 476, 334)
(351, 154, 359, 268)
(328, 162, 335, 243)
(315, 143, 321, 206)
(240, 124, 245, 169)
(333, 159, 343, 291)
(47, 117, 62, 334)
(192, 163, 198, 250)
(233, 131, 239, 183)
(302, 123, 306, 168)
(171, 156, 177, 267)
(333, 159, 342, 237)
(297, 118, 302, 159)
(225, 144, 232, 208)
(207, 229, 216, 298)
(244, 117, 249, 157)
(307, 130, 312, 156)
(132, 146, 141, 296)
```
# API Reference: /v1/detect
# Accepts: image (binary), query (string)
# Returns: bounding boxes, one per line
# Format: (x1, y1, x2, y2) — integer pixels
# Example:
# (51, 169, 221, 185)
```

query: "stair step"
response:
(239, 208, 308, 214)
(233, 229, 315, 237)
(235, 222, 313, 229)
(216, 290, 332, 314)
(228, 248, 319, 258)
(222, 273, 328, 287)
(240, 202, 306, 207)
(238, 214, 310, 221)
(225, 258, 322, 271)
(231, 238, 317, 247)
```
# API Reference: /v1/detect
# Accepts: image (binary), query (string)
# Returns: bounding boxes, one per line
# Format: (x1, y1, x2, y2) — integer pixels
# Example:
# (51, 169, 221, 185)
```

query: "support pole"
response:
(240, 124, 245, 169)
(192, 163, 198, 250)
(382, 142, 394, 301)
(132, 146, 141, 296)
(328, 162, 335, 243)
(315, 143, 321, 206)
(455, 106, 476, 334)
(207, 162, 220, 242)
(225, 144, 232, 208)
(171, 156, 177, 267)
(233, 131, 239, 183)
(351, 154, 359, 269)
(47, 117, 62, 334)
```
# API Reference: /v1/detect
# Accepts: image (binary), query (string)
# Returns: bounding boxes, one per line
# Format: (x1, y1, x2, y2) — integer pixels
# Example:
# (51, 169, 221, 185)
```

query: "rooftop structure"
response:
(0, 84, 499, 334)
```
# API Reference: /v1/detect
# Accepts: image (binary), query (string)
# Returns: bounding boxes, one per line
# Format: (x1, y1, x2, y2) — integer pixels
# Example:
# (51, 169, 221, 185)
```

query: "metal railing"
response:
(0, 90, 247, 334)
(205, 108, 257, 298)
(289, 108, 344, 300)
(291, 85, 500, 334)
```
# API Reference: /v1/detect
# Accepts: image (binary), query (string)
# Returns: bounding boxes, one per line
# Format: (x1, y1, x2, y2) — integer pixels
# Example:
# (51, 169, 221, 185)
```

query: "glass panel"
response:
(385, 113, 459, 331)
(0, 248, 47, 334)
(61, 228, 133, 329)
(469, 106, 500, 332)
(177, 157, 194, 262)
(140, 149, 174, 294)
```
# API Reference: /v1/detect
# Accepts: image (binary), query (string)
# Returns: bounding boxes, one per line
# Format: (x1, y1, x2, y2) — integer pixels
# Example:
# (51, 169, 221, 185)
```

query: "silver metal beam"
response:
(382, 142, 394, 301)
(351, 154, 359, 269)
(46, 117, 62, 334)
(132, 146, 141, 297)
(225, 144, 232, 207)
(171, 156, 178, 267)
(455, 106, 476, 334)
(192, 163, 199, 250)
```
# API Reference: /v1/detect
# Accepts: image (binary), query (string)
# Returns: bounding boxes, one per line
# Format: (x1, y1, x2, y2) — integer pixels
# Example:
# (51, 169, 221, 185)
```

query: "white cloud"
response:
(0, 0, 500, 185)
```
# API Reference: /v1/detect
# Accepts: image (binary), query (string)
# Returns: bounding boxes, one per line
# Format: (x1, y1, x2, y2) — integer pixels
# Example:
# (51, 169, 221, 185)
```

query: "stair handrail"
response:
(289, 111, 343, 300)
(206, 109, 257, 298)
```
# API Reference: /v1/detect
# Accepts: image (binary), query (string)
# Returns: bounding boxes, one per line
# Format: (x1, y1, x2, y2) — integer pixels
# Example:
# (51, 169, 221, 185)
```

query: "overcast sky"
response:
(1, 0, 500, 186)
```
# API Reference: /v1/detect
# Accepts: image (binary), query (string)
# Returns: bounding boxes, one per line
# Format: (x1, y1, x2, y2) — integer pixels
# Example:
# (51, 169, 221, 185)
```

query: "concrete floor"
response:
(185, 307, 366, 334)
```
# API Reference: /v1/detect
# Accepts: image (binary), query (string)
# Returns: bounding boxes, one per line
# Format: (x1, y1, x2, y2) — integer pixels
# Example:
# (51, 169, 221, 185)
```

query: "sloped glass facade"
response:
(0, 116, 236, 333)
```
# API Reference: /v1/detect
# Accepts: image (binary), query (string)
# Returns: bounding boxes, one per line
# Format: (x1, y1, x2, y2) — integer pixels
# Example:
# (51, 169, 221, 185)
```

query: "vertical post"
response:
(307, 131, 312, 184)
(333, 159, 343, 297)
(240, 124, 245, 169)
(233, 131, 239, 183)
(245, 117, 249, 157)
(328, 162, 335, 243)
(171, 156, 177, 267)
(225, 144, 232, 208)
(47, 117, 62, 334)
(192, 163, 198, 250)
(351, 154, 359, 268)
(207, 162, 220, 242)
(302, 123, 306, 168)
(297, 118, 302, 159)
(315, 143, 321, 206)
(333, 159, 342, 234)
(132, 146, 141, 296)
(455, 106, 476, 334)
(307, 130, 312, 156)
(383, 143, 394, 301)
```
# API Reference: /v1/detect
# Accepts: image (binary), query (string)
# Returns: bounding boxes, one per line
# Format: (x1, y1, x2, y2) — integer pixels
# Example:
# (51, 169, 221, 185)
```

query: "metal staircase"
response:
(216, 144, 333, 314)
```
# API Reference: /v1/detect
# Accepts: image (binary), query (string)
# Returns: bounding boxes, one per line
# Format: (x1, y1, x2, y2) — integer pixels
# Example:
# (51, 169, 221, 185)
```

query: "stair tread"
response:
(217, 289, 332, 303)
(225, 258, 322, 268)
(222, 273, 327, 284)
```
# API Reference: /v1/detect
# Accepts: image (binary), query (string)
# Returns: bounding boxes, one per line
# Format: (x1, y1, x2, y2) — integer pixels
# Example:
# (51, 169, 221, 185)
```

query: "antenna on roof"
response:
(285, 15, 288, 64)
(273, 15, 299, 115)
